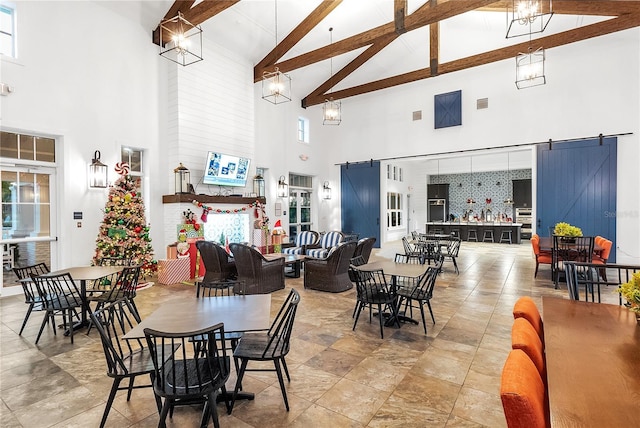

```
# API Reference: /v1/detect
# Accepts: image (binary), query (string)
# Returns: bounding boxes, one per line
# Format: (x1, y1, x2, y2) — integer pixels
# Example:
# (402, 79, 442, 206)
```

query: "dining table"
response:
(356, 259, 429, 326)
(41, 265, 124, 330)
(542, 296, 640, 427)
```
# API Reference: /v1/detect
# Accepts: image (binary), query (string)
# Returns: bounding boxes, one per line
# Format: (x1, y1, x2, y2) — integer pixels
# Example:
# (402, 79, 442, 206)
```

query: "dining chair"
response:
(401, 236, 423, 260)
(395, 256, 443, 334)
(12, 262, 50, 335)
(350, 268, 399, 338)
(513, 296, 544, 341)
(31, 272, 84, 344)
(500, 349, 550, 428)
(86, 265, 142, 334)
(531, 236, 552, 278)
(442, 237, 461, 274)
(511, 317, 546, 381)
(145, 323, 231, 428)
(552, 235, 595, 289)
(90, 301, 175, 428)
(98, 257, 133, 266)
(230, 289, 300, 413)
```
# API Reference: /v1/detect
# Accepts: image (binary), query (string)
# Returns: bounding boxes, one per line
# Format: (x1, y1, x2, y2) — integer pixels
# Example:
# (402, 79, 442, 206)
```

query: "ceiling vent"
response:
(477, 98, 489, 109)
(412, 110, 422, 121)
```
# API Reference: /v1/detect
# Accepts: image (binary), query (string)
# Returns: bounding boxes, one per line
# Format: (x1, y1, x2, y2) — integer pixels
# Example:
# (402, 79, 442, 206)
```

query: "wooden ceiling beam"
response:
(254, 0, 343, 81)
(273, 0, 498, 78)
(303, 13, 640, 106)
(302, 33, 398, 108)
(430, 0, 440, 76)
(395, 0, 408, 34)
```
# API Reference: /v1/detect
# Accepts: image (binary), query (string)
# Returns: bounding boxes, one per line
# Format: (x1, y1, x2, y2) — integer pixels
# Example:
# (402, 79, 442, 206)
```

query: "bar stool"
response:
(482, 229, 494, 243)
(468, 229, 478, 242)
(500, 229, 513, 244)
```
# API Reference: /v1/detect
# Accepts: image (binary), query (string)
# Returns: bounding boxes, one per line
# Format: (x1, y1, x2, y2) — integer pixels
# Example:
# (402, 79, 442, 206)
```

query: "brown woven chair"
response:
(228, 243, 285, 294)
(353, 237, 376, 263)
(304, 241, 357, 292)
(196, 240, 238, 296)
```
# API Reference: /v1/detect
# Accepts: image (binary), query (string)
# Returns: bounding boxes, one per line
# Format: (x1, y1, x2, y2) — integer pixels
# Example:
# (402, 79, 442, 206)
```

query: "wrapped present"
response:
(166, 243, 177, 259)
(157, 257, 190, 284)
(253, 229, 271, 247)
(177, 223, 204, 239)
(188, 240, 206, 278)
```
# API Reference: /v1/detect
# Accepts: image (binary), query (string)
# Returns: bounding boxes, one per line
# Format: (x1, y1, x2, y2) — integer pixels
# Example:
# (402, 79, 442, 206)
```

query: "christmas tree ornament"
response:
(115, 162, 130, 176)
(134, 226, 142, 233)
(201, 209, 208, 222)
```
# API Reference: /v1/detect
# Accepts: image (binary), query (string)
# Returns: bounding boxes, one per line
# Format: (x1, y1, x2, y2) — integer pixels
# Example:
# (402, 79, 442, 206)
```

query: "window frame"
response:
(0, 4, 16, 58)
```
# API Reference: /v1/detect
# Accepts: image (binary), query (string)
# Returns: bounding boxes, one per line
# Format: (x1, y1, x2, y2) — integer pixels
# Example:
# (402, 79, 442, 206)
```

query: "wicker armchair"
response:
(228, 243, 285, 294)
(304, 241, 357, 292)
(196, 240, 237, 282)
(353, 237, 376, 263)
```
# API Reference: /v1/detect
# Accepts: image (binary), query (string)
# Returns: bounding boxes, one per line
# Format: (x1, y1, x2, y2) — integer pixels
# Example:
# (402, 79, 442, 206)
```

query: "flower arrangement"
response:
(553, 222, 583, 237)
(619, 272, 640, 313)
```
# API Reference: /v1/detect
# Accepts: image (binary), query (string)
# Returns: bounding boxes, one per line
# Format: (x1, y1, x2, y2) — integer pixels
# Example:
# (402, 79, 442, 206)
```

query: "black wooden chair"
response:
(12, 262, 50, 335)
(31, 272, 84, 344)
(91, 301, 175, 428)
(396, 255, 443, 334)
(350, 268, 399, 339)
(230, 289, 300, 413)
(442, 237, 461, 274)
(145, 323, 231, 428)
(552, 236, 594, 289)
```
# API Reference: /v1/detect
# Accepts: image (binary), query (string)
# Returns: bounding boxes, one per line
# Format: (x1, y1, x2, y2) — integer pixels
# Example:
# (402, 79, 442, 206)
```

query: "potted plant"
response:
(619, 272, 640, 324)
(554, 222, 583, 241)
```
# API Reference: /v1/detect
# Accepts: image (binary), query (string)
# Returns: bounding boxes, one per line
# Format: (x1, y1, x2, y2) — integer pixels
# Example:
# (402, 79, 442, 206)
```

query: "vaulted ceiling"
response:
(152, 0, 640, 107)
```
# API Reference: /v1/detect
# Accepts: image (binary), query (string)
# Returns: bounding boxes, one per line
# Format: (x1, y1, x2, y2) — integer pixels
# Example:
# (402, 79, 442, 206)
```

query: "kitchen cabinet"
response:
(512, 179, 532, 208)
(427, 184, 450, 199)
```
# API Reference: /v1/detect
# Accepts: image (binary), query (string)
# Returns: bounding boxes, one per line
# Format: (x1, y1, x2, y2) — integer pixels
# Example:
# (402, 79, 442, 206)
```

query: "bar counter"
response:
(425, 222, 522, 244)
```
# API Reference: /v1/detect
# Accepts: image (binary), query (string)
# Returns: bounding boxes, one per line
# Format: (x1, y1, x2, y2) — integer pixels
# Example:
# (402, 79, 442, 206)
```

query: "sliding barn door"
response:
(341, 162, 381, 247)
(537, 137, 616, 261)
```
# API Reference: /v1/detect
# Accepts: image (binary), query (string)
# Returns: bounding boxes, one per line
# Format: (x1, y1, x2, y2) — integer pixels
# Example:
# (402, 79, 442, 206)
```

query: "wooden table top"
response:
(124, 294, 272, 339)
(44, 265, 123, 281)
(542, 296, 640, 427)
(357, 259, 428, 279)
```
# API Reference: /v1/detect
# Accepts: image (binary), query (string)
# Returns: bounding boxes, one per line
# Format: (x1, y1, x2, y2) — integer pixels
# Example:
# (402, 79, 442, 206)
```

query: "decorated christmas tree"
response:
(93, 162, 156, 278)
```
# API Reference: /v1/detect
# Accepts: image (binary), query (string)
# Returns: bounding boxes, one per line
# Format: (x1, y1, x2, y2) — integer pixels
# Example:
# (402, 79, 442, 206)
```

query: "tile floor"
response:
(0, 240, 621, 427)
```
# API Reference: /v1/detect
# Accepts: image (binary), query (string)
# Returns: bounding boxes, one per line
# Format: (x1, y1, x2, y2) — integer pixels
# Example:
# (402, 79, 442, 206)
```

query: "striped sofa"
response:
(282, 231, 319, 255)
(306, 231, 344, 259)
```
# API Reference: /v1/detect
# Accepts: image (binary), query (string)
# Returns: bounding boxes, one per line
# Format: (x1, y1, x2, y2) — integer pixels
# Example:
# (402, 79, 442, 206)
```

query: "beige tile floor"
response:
(0, 240, 621, 427)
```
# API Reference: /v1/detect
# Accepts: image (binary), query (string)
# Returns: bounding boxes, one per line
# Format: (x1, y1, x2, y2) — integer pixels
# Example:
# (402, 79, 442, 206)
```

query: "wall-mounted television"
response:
(202, 151, 251, 187)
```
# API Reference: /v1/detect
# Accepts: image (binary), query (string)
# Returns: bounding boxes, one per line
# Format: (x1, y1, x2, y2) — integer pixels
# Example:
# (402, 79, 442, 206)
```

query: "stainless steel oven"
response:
(516, 207, 532, 239)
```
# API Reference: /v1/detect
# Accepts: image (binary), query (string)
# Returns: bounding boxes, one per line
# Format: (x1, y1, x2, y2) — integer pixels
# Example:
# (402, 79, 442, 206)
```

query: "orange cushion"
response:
(537, 254, 552, 264)
(600, 239, 613, 261)
(513, 297, 544, 340)
(501, 349, 550, 428)
(512, 318, 546, 380)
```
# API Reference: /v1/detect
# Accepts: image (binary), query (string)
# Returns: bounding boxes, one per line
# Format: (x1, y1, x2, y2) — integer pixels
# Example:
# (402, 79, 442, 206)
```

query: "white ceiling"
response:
(107, 0, 609, 101)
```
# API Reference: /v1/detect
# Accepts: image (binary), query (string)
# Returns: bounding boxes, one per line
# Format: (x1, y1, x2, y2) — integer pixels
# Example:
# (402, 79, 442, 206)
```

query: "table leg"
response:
(63, 279, 91, 335)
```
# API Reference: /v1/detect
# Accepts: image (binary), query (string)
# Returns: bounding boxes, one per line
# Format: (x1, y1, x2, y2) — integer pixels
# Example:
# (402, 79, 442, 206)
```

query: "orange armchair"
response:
(501, 349, 550, 428)
(513, 296, 544, 341)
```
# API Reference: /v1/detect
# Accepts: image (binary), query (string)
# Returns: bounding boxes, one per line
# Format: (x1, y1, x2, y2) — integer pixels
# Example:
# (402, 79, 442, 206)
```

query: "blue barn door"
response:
(537, 137, 617, 261)
(341, 162, 381, 248)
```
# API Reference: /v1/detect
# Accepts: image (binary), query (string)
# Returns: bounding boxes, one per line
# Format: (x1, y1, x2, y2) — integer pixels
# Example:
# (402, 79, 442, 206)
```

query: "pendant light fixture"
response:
(506, 0, 553, 39)
(262, 0, 291, 104)
(467, 156, 476, 206)
(504, 152, 514, 205)
(159, 11, 203, 66)
(323, 27, 341, 125)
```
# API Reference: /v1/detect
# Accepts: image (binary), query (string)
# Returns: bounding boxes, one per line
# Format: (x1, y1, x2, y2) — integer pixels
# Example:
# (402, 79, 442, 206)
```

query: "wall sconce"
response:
(253, 174, 265, 198)
(322, 181, 332, 200)
(277, 175, 288, 198)
(89, 150, 108, 188)
(174, 163, 191, 194)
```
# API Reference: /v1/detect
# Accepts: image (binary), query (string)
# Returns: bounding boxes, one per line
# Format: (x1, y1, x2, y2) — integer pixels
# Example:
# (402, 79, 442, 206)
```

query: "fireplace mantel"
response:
(162, 194, 266, 205)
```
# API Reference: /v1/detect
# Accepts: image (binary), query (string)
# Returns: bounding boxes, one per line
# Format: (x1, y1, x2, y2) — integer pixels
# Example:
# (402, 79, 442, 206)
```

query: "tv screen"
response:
(203, 152, 251, 187)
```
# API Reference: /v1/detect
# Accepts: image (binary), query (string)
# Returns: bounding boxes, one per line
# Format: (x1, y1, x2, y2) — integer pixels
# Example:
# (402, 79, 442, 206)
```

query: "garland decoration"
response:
(192, 200, 261, 223)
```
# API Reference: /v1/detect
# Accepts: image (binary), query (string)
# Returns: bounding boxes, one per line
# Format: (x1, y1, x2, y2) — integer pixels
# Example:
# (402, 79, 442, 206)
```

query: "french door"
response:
(288, 188, 313, 241)
(1, 165, 57, 296)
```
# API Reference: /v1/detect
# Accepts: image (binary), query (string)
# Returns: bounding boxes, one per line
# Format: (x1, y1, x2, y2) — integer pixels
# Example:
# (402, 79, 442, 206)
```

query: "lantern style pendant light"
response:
(323, 27, 342, 125)
(262, 0, 291, 104)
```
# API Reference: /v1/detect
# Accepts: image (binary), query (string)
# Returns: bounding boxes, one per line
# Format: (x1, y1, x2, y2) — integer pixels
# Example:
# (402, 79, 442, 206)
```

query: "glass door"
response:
(1, 166, 57, 296)
(288, 189, 312, 242)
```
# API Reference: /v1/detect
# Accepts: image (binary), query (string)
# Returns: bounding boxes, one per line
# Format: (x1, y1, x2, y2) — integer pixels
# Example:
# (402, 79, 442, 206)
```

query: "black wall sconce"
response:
(89, 150, 108, 188)
(277, 175, 288, 198)
(322, 181, 332, 200)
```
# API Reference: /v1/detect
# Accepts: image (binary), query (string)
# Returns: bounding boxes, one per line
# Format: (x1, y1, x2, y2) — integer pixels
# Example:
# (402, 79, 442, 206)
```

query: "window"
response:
(387, 192, 403, 229)
(121, 147, 143, 175)
(0, 5, 16, 58)
(386, 163, 403, 182)
(288, 173, 313, 240)
(0, 131, 55, 162)
(297, 117, 309, 143)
